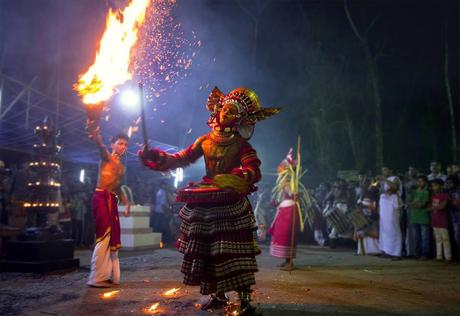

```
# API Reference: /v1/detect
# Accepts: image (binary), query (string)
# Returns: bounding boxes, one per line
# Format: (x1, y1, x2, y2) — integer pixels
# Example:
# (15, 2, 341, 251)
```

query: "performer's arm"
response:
(213, 142, 261, 194)
(115, 187, 130, 217)
(139, 135, 205, 171)
(88, 127, 110, 162)
(231, 142, 262, 186)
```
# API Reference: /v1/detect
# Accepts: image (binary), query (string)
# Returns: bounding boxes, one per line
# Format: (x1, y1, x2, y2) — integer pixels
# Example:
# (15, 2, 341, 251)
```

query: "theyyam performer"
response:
(140, 87, 280, 314)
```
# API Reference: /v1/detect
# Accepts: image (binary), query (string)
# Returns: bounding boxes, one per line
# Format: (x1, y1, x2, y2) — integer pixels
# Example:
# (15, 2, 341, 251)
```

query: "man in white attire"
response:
(378, 166, 402, 260)
(87, 130, 131, 288)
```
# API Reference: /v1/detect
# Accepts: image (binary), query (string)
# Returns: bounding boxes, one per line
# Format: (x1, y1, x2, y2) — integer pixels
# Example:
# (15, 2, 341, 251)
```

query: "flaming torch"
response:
(74, 0, 151, 134)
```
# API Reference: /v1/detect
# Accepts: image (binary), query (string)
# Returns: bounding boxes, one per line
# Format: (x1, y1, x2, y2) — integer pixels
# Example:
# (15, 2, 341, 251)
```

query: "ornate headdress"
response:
(206, 86, 281, 139)
(276, 148, 296, 173)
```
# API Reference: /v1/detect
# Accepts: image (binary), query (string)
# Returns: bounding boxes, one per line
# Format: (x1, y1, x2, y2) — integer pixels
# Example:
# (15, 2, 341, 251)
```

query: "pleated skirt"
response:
(176, 198, 260, 294)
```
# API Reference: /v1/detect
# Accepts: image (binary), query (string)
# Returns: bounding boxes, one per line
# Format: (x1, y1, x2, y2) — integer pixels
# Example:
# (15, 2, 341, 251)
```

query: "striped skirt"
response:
(176, 198, 260, 295)
(268, 202, 299, 259)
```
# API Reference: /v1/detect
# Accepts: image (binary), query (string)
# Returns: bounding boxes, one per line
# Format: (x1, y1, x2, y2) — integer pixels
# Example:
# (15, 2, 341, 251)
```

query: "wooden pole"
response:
(287, 136, 301, 272)
(138, 82, 149, 149)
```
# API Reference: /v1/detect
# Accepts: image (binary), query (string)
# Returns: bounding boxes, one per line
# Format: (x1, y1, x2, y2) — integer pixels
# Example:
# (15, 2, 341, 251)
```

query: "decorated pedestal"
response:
(1, 118, 79, 272)
(119, 205, 161, 250)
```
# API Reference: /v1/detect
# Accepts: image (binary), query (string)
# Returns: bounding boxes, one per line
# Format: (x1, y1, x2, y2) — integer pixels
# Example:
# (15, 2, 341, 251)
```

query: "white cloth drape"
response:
(88, 234, 120, 285)
(379, 193, 402, 256)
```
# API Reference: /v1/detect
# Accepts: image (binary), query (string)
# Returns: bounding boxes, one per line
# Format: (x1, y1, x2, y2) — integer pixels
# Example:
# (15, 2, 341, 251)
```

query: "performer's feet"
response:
(237, 291, 257, 315)
(277, 260, 288, 267)
(200, 293, 229, 311)
(280, 262, 294, 271)
(237, 301, 257, 315)
(87, 281, 112, 288)
(104, 279, 120, 286)
(103, 279, 120, 286)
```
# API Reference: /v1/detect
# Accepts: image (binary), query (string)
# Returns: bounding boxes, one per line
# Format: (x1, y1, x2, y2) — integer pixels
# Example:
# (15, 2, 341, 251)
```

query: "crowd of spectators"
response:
(307, 161, 460, 262)
(2, 158, 460, 264)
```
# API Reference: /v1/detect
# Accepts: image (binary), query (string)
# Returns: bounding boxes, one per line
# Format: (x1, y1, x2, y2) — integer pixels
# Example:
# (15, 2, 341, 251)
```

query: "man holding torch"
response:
(86, 117, 131, 288)
(72, 0, 152, 287)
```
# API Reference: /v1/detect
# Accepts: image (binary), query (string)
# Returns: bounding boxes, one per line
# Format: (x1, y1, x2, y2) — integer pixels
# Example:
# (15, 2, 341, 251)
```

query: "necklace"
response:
(210, 129, 239, 146)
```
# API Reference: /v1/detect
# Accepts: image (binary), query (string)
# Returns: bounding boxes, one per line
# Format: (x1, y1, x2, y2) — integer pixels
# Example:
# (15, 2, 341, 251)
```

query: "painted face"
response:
(111, 138, 128, 156)
(219, 103, 240, 127)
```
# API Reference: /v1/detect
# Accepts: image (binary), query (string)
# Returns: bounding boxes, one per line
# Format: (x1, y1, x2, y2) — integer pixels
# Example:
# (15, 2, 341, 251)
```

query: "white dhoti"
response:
(357, 237, 381, 255)
(379, 193, 402, 256)
(88, 234, 120, 285)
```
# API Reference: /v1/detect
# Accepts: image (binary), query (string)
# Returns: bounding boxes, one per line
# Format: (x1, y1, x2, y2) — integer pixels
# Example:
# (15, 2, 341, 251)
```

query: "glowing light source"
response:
(173, 168, 183, 188)
(161, 287, 181, 298)
(74, 0, 151, 105)
(120, 89, 140, 109)
(80, 169, 85, 183)
(99, 290, 120, 299)
(143, 302, 160, 315)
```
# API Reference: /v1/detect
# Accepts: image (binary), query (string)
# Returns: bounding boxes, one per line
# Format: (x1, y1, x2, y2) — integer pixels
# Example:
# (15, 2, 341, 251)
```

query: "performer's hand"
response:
(138, 146, 159, 162)
(86, 119, 100, 140)
(124, 204, 131, 217)
(138, 145, 148, 160)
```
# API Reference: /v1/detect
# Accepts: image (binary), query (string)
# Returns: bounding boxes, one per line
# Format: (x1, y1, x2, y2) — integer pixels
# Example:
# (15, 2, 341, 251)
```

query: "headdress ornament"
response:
(277, 148, 296, 173)
(206, 86, 281, 139)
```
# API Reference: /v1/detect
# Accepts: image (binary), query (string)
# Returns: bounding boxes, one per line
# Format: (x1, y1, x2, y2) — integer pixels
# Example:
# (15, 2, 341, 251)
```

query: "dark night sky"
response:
(0, 0, 459, 183)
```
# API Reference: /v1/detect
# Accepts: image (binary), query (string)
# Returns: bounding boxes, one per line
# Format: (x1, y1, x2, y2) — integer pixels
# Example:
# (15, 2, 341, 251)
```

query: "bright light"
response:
(120, 89, 140, 109)
(174, 168, 184, 188)
(79, 169, 85, 183)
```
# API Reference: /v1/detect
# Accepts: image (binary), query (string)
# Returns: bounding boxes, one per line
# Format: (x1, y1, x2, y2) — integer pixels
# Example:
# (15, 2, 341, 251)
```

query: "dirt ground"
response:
(1, 244, 459, 316)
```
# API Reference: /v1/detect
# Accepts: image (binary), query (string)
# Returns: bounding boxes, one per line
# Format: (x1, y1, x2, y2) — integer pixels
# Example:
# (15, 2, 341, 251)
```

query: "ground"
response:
(1, 244, 459, 316)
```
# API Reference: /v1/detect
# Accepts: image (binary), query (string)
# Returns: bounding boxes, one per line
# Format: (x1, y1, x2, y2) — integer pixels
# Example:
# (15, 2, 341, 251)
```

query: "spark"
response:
(132, 0, 200, 101)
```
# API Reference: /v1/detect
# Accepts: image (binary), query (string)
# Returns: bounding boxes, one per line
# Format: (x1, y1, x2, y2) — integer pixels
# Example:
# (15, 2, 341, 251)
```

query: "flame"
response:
(159, 241, 164, 248)
(74, 0, 151, 105)
(99, 290, 120, 299)
(143, 302, 160, 314)
(163, 287, 180, 296)
(223, 303, 240, 316)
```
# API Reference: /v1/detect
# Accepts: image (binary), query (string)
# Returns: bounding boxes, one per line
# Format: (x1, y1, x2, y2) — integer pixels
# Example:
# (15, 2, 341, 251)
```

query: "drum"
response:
(304, 195, 320, 229)
(349, 207, 373, 231)
(176, 183, 243, 204)
(323, 204, 352, 234)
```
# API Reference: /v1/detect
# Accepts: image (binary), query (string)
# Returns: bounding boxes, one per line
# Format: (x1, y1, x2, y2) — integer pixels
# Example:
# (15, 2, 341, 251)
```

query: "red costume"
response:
(140, 87, 280, 313)
(92, 188, 121, 251)
(268, 150, 301, 260)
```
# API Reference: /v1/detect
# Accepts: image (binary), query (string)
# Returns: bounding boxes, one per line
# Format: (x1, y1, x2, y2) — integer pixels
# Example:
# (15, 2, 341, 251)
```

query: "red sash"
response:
(92, 188, 121, 251)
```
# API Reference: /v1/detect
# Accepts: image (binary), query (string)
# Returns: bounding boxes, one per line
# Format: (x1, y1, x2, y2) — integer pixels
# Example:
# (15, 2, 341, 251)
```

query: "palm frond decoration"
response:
(272, 136, 318, 232)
